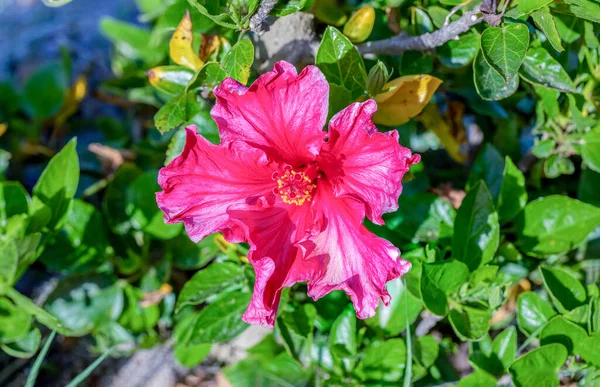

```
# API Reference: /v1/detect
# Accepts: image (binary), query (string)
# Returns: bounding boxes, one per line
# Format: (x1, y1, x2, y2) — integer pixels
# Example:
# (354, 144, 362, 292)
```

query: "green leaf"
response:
(0, 297, 31, 344)
(222, 39, 254, 85)
(516, 196, 600, 257)
(33, 138, 79, 230)
(544, 153, 575, 178)
(540, 316, 588, 354)
(541, 266, 587, 312)
(168, 233, 220, 270)
(467, 144, 504, 204)
(330, 306, 357, 357)
(564, 0, 600, 23)
(0, 182, 30, 232)
(579, 167, 600, 207)
(517, 291, 557, 335)
(273, 0, 313, 16)
(449, 306, 492, 341)
(147, 65, 195, 96)
(452, 181, 500, 271)
(278, 303, 317, 365)
(102, 163, 142, 235)
(359, 339, 407, 382)
(498, 157, 528, 223)
(414, 335, 439, 369)
(118, 285, 160, 334)
(519, 46, 576, 92)
(173, 313, 212, 367)
(518, 0, 552, 14)
(457, 370, 497, 387)
(186, 0, 238, 29)
(125, 171, 182, 239)
(582, 130, 600, 173)
(420, 260, 469, 316)
(438, 32, 480, 69)
(189, 290, 251, 343)
(575, 332, 600, 366)
(44, 275, 123, 336)
(0, 327, 41, 359)
(176, 262, 244, 312)
(365, 277, 422, 337)
(316, 27, 367, 100)
(100, 17, 164, 65)
(22, 62, 67, 120)
(531, 7, 564, 52)
(473, 53, 519, 101)
(0, 239, 18, 285)
(186, 62, 227, 92)
(5, 288, 72, 335)
(481, 23, 530, 81)
(40, 199, 112, 274)
(154, 91, 193, 133)
(509, 344, 567, 387)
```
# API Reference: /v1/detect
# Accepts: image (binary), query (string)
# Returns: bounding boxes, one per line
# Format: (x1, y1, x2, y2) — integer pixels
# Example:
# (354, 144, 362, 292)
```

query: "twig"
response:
(445, 0, 473, 26)
(357, 7, 482, 55)
(249, 0, 277, 34)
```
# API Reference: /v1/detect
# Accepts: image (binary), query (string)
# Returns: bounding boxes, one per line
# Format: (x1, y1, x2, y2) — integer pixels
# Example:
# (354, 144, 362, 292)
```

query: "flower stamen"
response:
(272, 167, 316, 206)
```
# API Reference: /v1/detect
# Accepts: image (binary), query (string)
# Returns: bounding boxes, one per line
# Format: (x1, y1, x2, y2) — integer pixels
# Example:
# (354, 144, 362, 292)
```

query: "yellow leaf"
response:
(415, 103, 468, 164)
(0, 123, 6, 137)
(54, 75, 87, 129)
(373, 74, 442, 126)
(343, 6, 375, 43)
(170, 11, 203, 71)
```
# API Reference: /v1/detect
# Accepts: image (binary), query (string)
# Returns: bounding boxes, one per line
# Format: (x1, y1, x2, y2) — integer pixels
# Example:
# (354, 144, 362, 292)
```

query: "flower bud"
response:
(366, 61, 390, 97)
(343, 6, 376, 43)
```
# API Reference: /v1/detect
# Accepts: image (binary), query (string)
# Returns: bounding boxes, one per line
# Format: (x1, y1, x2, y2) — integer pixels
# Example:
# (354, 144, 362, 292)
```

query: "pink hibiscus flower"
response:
(156, 61, 420, 327)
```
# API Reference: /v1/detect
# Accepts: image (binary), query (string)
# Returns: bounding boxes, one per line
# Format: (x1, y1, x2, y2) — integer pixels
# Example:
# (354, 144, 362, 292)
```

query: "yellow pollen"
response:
(273, 169, 316, 206)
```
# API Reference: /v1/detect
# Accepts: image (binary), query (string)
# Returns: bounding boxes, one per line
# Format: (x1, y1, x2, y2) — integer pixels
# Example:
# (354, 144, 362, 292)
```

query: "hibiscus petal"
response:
(212, 61, 329, 165)
(302, 180, 411, 319)
(228, 204, 315, 327)
(156, 126, 275, 242)
(318, 100, 420, 225)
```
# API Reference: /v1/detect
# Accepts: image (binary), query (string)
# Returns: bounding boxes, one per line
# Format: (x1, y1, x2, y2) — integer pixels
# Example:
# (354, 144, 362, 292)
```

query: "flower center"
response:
(272, 165, 316, 206)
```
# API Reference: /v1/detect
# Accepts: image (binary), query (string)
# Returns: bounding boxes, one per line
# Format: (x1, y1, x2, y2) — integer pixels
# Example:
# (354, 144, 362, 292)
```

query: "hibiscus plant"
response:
(1, 0, 600, 386)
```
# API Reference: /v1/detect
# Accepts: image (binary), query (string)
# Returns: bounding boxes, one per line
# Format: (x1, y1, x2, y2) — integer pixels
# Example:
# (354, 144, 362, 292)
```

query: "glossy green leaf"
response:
(0, 327, 41, 359)
(509, 344, 567, 387)
(176, 262, 244, 312)
(44, 275, 123, 336)
(186, 0, 238, 29)
(498, 157, 528, 222)
(491, 326, 517, 372)
(189, 290, 251, 343)
(449, 306, 492, 341)
(457, 370, 497, 387)
(0, 182, 30, 231)
(22, 62, 67, 120)
(186, 62, 227, 92)
(516, 196, 600, 257)
(316, 27, 367, 100)
(531, 7, 563, 52)
(33, 138, 79, 230)
(564, 0, 600, 23)
(421, 260, 469, 316)
(540, 316, 588, 353)
(519, 46, 576, 92)
(575, 333, 600, 366)
(518, 0, 553, 14)
(365, 278, 422, 337)
(438, 32, 480, 69)
(147, 65, 194, 96)
(154, 91, 193, 133)
(330, 306, 357, 357)
(0, 297, 31, 344)
(222, 39, 254, 85)
(40, 199, 112, 274)
(541, 266, 587, 312)
(517, 291, 557, 335)
(118, 285, 160, 334)
(473, 53, 519, 101)
(582, 130, 600, 173)
(359, 339, 406, 382)
(452, 181, 500, 271)
(0, 239, 18, 286)
(481, 24, 530, 81)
